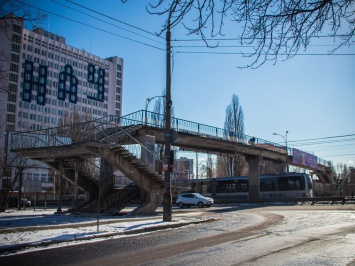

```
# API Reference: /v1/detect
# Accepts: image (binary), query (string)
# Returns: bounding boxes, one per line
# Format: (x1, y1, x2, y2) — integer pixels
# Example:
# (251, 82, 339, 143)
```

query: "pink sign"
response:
(292, 148, 318, 169)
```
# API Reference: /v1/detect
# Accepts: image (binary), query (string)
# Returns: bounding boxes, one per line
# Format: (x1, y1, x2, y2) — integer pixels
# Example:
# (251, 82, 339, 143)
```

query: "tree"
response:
(152, 89, 176, 172)
(121, 0, 354, 68)
(222, 94, 245, 177)
(205, 154, 215, 178)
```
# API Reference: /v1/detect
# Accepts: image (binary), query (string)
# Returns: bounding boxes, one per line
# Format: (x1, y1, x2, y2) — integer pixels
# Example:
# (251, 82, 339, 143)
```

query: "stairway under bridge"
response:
(9, 110, 336, 215)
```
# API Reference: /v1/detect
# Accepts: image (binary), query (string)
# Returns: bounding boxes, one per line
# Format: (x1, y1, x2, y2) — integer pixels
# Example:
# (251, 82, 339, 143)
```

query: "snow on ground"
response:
(0, 206, 216, 254)
(1, 203, 354, 257)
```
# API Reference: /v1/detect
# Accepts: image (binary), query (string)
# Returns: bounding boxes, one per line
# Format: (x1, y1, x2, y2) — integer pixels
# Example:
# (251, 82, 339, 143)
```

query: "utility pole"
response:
(163, 21, 172, 222)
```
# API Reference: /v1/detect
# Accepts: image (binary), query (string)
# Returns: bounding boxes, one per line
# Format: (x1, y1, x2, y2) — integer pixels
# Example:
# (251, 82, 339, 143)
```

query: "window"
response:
(7, 103, 15, 112)
(12, 34, 21, 43)
(11, 44, 20, 53)
(6, 113, 15, 123)
(11, 53, 19, 63)
(26, 173, 33, 181)
(41, 174, 47, 183)
(12, 24, 22, 34)
(10, 63, 18, 72)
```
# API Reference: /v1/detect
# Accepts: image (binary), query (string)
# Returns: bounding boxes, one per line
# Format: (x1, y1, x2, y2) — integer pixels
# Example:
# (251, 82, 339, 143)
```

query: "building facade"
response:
(173, 157, 194, 180)
(0, 14, 123, 195)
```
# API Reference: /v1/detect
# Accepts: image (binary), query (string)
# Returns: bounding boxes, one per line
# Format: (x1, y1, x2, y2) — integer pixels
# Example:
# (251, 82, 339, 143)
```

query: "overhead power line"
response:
(288, 134, 355, 143)
(49, 0, 164, 45)
(64, 0, 163, 39)
(175, 51, 355, 56)
(15, 0, 165, 51)
(173, 35, 353, 42)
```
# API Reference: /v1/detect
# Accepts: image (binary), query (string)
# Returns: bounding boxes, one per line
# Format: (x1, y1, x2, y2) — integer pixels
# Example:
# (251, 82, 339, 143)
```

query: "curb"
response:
(0, 216, 219, 254)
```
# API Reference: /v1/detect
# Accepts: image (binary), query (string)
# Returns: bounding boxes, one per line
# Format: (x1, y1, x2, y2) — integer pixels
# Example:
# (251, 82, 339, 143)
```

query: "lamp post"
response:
(273, 131, 289, 172)
(145, 95, 166, 125)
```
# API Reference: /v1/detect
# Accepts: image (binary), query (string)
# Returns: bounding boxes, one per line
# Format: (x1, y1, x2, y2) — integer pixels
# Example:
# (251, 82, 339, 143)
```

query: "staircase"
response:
(79, 184, 140, 214)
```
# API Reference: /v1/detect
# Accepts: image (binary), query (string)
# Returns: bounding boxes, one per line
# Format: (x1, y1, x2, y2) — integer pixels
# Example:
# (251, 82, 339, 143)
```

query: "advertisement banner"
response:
(292, 148, 318, 169)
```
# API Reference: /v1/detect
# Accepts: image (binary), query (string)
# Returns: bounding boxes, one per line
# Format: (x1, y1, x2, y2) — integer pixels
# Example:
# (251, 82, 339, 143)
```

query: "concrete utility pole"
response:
(163, 21, 172, 222)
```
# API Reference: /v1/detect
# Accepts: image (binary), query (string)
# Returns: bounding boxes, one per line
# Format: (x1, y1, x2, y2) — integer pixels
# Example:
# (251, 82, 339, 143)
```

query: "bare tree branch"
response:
(121, 0, 355, 67)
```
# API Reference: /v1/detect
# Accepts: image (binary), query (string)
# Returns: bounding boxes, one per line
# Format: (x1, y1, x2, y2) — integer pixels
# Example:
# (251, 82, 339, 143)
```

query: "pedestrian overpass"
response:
(9, 110, 336, 215)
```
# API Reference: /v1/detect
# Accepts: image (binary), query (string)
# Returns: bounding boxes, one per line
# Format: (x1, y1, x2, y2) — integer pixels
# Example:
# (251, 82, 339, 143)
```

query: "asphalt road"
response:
(1, 204, 355, 266)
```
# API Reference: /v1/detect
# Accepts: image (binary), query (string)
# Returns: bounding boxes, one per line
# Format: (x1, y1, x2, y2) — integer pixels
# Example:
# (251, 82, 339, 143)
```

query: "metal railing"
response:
(9, 110, 332, 168)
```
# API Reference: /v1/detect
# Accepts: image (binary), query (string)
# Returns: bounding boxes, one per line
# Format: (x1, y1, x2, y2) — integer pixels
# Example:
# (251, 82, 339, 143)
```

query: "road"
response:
(1, 204, 355, 266)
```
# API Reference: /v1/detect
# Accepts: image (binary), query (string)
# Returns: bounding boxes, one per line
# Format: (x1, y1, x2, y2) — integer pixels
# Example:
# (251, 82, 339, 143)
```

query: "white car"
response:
(176, 193, 214, 208)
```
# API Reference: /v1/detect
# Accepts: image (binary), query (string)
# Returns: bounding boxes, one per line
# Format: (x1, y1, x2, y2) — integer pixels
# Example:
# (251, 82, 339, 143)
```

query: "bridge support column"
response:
(74, 161, 78, 212)
(141, 135, 155, 171)
(100, 159, 114, 197)
(246, 155, 261, 199)
(132, 185, 163, 215)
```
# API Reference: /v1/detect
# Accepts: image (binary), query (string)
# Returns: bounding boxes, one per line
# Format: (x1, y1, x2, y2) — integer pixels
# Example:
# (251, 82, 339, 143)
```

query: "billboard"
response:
(292, 148, 318, 169)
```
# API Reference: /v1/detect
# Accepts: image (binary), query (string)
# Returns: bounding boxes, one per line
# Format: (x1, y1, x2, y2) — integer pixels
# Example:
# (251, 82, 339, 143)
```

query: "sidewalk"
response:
(0, 207, 220, 254)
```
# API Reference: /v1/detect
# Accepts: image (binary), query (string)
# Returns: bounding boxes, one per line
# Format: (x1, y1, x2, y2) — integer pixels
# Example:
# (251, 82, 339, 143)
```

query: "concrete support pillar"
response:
(211, 178, 217, 196)
(57, 162, 63, 213)
(141, 135, 155, 171)
(246, 155, 261, 199)
(74, 161, 78, 212)
(133, 185, 163, 215)
(100, 158, 114, 196)
(196, 181, 202, 194)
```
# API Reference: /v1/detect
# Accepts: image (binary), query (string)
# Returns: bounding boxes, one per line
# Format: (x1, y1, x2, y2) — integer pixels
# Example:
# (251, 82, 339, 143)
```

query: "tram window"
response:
(278, 176, 305, 191)
(235, 180, 248, 192)
(260, 178, 276, 192)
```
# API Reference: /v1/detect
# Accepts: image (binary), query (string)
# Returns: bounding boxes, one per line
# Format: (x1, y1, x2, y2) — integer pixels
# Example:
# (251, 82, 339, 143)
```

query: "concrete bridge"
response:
(9, 110, 335, 214)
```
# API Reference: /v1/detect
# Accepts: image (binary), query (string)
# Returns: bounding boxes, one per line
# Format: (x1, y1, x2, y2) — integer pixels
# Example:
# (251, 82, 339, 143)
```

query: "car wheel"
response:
(178, 202, 184, 208)
(198, 202, 204, 208)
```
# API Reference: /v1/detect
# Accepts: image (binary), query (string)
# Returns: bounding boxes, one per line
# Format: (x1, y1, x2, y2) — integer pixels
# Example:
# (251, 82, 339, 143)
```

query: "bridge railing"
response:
(9, 110, 332, 169)
(123, 110, 287, 151)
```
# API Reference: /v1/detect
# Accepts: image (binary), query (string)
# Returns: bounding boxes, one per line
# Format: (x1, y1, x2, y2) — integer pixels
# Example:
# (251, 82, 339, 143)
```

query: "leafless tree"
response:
(336, 163, 350, 179)
(152, 89, 176, 169)
(223, 94, 245, 176)
(215, 155, 227, 177)
(121, 0, 354, 67)
(57, 109, 95, 142)
(205, 154, 215, 178)
(0, 131, 45, 211)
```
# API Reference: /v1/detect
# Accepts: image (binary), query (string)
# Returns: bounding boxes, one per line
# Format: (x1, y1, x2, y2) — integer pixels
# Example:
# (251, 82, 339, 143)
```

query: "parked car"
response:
(176, 193, 213, 208)
(7, 197, 31, 208)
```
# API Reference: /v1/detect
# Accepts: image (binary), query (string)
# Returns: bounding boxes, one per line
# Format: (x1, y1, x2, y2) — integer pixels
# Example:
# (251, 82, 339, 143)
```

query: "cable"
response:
(175, 51, 355, 56)
(50, 0, 164, 46)
(15, 0, 165, 51)
(174, 44, 354, 48)
(173, 35, 353, 42)
(289, 134, 355, 143)
(65, 0, 163, 39)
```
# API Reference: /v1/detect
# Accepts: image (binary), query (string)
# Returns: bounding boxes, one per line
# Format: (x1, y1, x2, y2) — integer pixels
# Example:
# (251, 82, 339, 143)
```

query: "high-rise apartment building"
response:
(0, 14, 123, 193)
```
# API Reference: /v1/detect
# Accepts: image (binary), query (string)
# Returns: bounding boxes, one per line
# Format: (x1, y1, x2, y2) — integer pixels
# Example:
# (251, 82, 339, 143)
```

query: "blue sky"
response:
(19, 0, 355, 169)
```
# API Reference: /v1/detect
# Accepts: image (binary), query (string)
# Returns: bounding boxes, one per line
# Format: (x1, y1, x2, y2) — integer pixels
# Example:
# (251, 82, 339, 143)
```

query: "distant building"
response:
(0, 14, 123, 196)
(173, 157, 194, 180)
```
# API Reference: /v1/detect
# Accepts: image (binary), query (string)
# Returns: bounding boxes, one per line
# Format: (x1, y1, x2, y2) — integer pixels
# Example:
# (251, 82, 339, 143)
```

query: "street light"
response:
(273, 131, 289, 172)
(145, 95, 166, 125)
